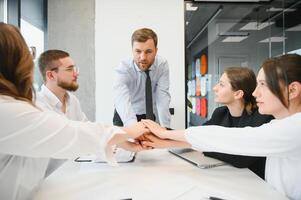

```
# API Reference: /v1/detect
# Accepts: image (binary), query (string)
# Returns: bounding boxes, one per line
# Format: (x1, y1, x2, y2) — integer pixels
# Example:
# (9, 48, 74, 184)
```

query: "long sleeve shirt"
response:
(36, 85, 89, 176)
(0, 95, 124, 200)
(113, 55, 171, 127)
(185, 113, 301, 200)
(202, 106, 274, 179)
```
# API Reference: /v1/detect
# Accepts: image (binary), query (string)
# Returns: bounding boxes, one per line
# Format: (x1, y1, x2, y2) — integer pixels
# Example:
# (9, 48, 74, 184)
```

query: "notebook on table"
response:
(168, 148, 226, 169)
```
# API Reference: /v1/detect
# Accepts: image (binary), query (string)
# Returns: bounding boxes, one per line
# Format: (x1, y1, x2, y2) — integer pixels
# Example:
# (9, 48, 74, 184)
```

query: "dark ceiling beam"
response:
(187, 6, 223, 48)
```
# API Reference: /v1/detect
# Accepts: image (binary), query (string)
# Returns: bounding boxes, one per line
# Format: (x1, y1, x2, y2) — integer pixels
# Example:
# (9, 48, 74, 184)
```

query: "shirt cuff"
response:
(124, 119, 137, 127)
(103, 126, 126, 166)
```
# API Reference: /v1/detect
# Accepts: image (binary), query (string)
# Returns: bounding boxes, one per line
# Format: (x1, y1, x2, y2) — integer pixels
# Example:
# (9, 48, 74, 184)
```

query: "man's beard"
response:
(57, 79, 79, 91)
(137, 61, 151, 71)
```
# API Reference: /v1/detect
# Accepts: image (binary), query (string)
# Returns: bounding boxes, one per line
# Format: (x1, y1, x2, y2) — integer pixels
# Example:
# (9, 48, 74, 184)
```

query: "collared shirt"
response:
(185, 113, 301, 200)
(36, 85, 88, 177)
(0, 95, 124, 200)
(36, 85, 88, 122)
(113, 55, 171, 127)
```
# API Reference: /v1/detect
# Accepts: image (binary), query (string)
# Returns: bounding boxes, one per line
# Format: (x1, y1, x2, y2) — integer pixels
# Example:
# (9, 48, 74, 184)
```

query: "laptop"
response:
(168, 148, 226, 169)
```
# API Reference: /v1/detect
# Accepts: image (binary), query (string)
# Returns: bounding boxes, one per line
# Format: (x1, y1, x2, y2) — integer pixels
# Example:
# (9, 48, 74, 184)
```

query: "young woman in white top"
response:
(143, 54, 301, 200)
(0, 23, 148, 200)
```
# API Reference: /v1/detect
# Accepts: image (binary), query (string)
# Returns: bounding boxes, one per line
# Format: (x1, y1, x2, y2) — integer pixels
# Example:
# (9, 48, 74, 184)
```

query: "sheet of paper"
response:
(75, 148, 135, 163)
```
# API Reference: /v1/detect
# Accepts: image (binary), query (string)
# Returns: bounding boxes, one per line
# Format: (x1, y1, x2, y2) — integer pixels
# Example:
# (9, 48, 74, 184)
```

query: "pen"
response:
(74, 157, 92, 162)
(209, 196, 227, 200)
(198, 162, 227, 169)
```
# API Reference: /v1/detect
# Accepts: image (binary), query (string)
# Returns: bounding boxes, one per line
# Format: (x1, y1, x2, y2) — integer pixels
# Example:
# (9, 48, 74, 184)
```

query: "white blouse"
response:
(185, 113, 301, 200)
(0, 96, 124, 200)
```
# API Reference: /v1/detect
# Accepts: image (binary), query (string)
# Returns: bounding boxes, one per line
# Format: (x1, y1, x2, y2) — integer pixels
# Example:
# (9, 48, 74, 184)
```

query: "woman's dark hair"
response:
(224, 67, 257, 114)
(261, 54, 301, 108)
(0, 22, 35, 104)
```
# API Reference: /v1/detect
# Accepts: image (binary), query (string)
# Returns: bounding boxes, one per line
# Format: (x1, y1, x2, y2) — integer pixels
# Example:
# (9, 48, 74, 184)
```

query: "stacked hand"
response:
(119, 122, 151, 152)
(119, 120, 188, 152)
(141, 119, 168, 139)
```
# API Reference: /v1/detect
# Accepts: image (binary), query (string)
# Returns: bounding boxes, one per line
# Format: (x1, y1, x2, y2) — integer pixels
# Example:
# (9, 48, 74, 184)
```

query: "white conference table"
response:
(33, 149, 288, 200)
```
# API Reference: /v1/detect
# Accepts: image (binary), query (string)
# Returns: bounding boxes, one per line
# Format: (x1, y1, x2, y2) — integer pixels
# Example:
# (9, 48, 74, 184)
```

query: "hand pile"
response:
(119, 120, 172, 152)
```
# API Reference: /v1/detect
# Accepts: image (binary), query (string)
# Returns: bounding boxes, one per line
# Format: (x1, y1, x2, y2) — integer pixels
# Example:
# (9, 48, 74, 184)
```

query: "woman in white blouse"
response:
(143, 54, 301, 200)
(0, 23, 148, 200)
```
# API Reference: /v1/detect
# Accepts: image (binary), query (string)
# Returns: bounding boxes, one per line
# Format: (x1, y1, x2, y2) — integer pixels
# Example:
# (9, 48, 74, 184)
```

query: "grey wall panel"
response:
(48, 0, 95, 120)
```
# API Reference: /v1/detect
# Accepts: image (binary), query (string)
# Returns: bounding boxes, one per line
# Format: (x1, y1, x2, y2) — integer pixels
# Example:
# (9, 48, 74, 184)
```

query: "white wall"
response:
(95, 0, 185, 129)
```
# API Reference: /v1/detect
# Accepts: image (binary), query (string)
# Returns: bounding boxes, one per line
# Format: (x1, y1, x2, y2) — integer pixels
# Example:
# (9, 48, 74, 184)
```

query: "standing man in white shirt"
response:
(113, 28, 171, 128)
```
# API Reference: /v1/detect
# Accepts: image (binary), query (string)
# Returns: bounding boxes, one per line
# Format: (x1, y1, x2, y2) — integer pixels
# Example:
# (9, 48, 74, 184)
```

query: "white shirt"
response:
(0, 95, 124, 200)
(113, 55, 171, 127)
(185, 113, 301, 200)
(36, 85, 88, 177)
(36, 85, 88, 122)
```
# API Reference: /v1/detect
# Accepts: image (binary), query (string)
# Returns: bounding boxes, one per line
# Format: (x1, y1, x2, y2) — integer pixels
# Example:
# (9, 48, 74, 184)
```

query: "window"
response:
(185, 0, 301, 126)
(0, 0, 7, 23)
(20, 0, 47, 89)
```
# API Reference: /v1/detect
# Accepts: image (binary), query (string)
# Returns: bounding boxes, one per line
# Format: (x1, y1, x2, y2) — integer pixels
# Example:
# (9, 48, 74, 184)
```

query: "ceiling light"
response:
(288, 49, 301, 55)
(222, 36, 248, 42)
(186, 3, 198, 11)
(240, 22, 274, 30)
(286, 24, 301, 32)
(259, 37, 286, 43)
(219, 32, 249, 42)
(266, 7, 296, 12)
(219, 32, 249, 36)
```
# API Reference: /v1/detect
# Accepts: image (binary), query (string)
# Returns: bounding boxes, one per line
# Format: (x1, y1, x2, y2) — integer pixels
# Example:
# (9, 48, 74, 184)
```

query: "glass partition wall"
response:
(0, 0, 47, 89)
(20, 0, 47, 89)
(185, 0, 301, 127)
(0, 0, 7, 22)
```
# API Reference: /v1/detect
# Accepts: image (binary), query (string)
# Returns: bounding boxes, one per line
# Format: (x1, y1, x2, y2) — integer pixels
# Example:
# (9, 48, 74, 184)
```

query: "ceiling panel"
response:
(185, 0, 300, 46)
